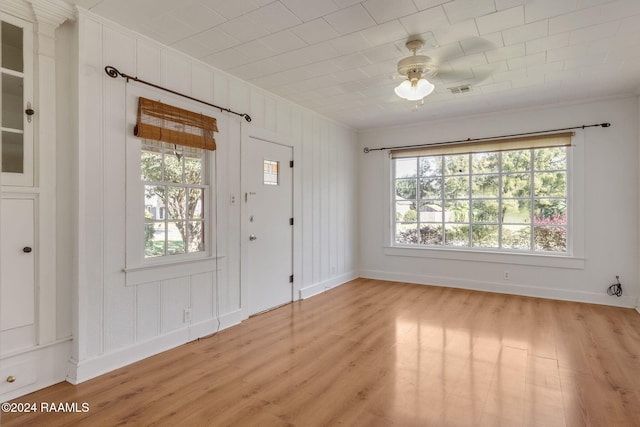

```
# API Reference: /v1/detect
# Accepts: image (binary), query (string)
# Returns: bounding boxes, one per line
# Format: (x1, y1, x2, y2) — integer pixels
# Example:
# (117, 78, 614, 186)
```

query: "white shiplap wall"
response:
(70, 10, 358, 382)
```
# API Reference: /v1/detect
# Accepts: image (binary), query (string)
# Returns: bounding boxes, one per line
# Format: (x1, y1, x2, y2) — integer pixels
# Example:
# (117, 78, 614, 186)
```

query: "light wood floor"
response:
(3, 278, 640, 426)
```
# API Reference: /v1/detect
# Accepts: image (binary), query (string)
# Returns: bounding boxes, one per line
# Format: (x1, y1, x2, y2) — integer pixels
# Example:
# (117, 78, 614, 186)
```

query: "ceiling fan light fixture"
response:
(394, 77, 434, 101)
(394, 38, 436, 102)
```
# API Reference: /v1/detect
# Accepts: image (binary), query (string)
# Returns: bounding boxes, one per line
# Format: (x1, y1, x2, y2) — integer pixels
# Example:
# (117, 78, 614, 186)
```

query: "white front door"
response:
(243, 136, 293, 315)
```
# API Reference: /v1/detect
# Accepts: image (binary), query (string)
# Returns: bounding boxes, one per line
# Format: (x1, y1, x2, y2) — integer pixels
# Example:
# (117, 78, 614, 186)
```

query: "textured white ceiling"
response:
(66, 0, 640, 130)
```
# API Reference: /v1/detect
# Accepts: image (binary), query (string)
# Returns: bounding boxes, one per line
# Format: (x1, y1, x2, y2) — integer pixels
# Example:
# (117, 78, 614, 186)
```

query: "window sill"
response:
(124, 255, 224, 286)
(384, 246, 585, 269)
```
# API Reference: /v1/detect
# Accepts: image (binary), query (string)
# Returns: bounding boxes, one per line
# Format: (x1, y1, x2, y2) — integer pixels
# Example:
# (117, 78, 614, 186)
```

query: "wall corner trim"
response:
(299, 271, 359, 299)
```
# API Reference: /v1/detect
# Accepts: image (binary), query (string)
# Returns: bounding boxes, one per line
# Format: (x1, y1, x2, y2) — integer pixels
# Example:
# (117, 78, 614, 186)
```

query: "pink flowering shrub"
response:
(534, 212, 566, 251)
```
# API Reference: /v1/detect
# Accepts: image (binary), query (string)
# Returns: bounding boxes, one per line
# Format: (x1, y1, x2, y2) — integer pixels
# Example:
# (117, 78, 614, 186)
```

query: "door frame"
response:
(240, 124, 301, 318)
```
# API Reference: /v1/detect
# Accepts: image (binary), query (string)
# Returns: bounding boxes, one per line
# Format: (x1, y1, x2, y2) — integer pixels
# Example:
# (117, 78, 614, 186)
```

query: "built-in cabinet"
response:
(0, 12, 37, 398)
(0, 197, 35, 344)
(0, 14, 33, 187)
(0, 0, 74, 402)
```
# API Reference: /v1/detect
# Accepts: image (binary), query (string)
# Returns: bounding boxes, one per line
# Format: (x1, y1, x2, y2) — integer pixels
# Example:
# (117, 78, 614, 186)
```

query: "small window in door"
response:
(263, 160, 279, 186)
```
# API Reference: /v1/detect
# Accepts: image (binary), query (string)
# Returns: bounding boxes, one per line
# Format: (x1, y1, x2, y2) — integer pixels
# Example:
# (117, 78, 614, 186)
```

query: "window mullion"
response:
(467, 154, 472, 247)
(415, 157, 419, 244)
(498, 152, 503, 249)
(181, 148, 186, 183)
(440, 156, 445, 245)
(184, 186, 190, 253)
(529, 149, 535, 251)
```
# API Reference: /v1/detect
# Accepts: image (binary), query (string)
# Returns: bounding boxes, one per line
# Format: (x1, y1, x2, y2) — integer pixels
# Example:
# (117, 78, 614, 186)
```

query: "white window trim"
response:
(384, 130, 585, 269)
(122, 255, 223, 286)
(124, 86, 219, 285)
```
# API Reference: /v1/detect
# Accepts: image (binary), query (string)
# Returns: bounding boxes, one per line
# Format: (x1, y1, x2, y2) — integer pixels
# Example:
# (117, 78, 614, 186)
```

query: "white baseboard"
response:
(360, 269, 637, 308)
(1, 339, 72, 402)
(217, 309, 244, 330)
(299, 271, 358, 299)
(67, 310, 244, 385)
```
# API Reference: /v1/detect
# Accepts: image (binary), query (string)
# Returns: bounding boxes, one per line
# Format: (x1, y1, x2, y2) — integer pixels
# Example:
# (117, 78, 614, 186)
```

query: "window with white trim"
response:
(392, 133, 571, 253)
(131, 96, 218, 263)
(142, 141, 207, 258)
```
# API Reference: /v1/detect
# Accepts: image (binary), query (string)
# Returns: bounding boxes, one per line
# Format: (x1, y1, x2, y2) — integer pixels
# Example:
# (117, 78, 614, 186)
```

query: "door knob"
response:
(23, 247, 32, 253)
(249, 234, 257, 241)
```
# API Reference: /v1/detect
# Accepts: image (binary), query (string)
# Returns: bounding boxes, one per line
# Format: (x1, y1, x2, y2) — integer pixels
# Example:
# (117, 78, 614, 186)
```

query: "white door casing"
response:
(241, 133, 293, 316)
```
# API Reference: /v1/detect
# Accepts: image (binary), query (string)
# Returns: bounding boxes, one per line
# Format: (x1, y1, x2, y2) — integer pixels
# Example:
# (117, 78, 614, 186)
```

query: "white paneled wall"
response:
(70, 10, 358, 382)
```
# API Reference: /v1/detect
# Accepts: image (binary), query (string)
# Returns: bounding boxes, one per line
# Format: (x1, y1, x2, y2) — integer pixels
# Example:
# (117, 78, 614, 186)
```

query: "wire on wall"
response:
(607, 276, 623, 297)
(362, 122, 611, 154)
(105, 65, 252, 123)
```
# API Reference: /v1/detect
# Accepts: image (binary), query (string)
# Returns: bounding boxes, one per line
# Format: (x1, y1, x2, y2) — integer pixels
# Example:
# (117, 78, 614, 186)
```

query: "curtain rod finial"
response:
(363, 147, 370, 153)
(601, 122, 611, 127)
(105, 66, 120, 78)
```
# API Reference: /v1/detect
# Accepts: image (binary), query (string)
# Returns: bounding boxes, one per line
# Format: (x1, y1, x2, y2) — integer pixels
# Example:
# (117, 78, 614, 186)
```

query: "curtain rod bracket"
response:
(104, 65, 252, 123)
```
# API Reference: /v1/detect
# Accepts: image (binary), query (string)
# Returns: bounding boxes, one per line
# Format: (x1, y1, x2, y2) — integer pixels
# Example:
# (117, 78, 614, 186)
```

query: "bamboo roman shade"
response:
(134, 97, 218, 151)
(390, 132, 573, 159)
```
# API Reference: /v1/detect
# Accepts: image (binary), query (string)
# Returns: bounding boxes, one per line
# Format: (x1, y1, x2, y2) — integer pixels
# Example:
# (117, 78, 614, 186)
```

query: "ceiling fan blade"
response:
(426, 43, 464, 65)
(426, 37, 494, 64)
(434, 68, 476, 84)
(469, 63, 497, 84)
(430, 36, 498, 86)
(459, 37, 496, 55)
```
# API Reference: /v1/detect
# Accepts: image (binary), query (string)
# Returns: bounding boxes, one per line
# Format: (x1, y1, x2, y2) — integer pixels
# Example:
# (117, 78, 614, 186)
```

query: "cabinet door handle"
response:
(23, 246, 32, 253)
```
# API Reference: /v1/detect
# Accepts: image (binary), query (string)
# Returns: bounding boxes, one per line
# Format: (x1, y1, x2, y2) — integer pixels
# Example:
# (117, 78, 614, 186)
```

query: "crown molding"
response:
(0, 0, 34, 21)
(29, 0, 75, 27)
(0, 0, 75, 26)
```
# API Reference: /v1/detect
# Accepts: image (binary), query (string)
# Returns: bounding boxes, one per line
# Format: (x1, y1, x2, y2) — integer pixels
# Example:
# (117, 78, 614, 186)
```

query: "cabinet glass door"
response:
(0, 15, 32, 187)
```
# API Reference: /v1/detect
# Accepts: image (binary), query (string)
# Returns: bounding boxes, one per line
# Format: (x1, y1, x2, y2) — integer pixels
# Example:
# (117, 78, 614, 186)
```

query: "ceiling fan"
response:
(394, 38, 437, 101)
(394, 36, 494, 102)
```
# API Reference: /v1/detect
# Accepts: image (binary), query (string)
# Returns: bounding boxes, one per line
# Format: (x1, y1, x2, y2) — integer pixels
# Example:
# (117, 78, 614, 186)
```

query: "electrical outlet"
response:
(183, 308, 192, 323)
(503, 270, 510, 280)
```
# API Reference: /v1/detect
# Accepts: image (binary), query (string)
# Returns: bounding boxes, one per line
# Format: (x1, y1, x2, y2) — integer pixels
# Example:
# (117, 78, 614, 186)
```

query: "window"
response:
(141, 140, 207, 258)
(392, 135, 570, 253)
(263, 160, 279, 185)
(130, 96, 217, 264)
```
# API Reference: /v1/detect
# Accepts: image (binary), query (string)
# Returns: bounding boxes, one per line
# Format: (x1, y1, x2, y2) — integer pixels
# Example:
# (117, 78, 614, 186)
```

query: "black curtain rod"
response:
(104, 66, 252, 122)
(363, 122, 611, 153)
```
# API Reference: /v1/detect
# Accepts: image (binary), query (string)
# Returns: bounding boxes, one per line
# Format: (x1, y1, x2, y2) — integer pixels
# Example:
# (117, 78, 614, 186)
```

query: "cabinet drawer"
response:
(0, 356, 37, 395)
